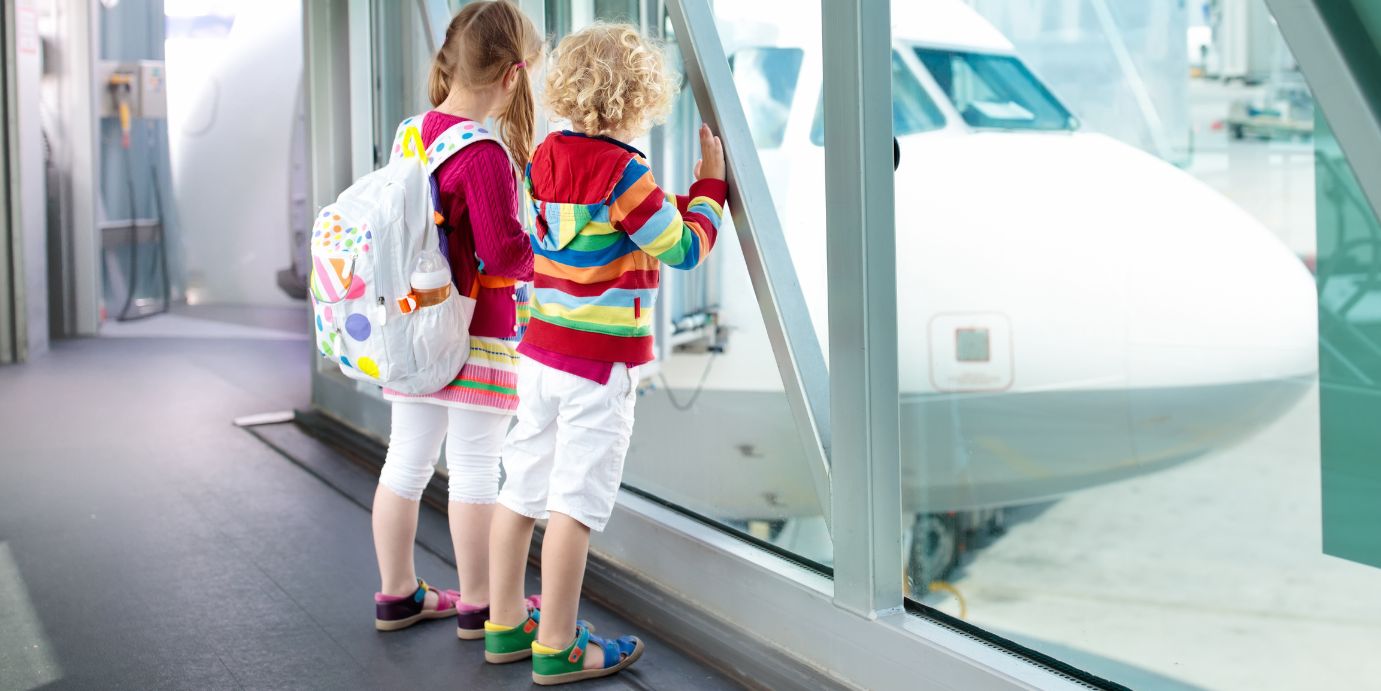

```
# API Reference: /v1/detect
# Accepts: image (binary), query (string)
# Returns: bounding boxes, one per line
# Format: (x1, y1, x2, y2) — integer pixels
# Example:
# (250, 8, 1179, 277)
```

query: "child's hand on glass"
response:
(693, 123, 725, 181)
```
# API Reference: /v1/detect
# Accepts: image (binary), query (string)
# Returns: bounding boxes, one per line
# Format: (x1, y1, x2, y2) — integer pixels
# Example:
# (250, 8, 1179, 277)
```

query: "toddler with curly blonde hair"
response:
(484, 22, 727, 686)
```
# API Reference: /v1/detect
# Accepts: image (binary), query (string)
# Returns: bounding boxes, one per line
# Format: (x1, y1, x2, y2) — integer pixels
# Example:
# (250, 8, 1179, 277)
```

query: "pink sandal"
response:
(374, 579, 461, 631)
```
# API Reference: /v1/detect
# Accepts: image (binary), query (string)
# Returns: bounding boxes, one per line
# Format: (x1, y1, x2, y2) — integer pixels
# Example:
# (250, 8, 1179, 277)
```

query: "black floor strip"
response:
(261, 409, 1124, 691)
(243, 417, 456, 568)
(905, 597, 1131, 690)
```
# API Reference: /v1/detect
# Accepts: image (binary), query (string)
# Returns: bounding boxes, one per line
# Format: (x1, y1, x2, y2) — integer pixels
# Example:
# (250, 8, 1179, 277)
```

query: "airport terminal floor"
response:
(0, 313, 735, 689)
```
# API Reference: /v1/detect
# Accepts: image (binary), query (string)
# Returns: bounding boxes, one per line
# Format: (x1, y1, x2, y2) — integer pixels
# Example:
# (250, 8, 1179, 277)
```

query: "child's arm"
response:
(610, 125, 727, 270)
(461, 142, 534, 281)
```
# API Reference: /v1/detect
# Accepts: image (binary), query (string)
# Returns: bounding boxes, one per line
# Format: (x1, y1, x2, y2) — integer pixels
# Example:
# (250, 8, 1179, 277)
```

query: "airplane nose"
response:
(1121, 179, 1318, 389)
(1115, 169, 1317, 469)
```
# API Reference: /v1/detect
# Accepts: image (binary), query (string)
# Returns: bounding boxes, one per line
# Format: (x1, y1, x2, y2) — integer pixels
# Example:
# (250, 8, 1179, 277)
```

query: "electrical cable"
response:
(925, 581, 968, 620)
(117, 120, 170, 321)
(150, 122, 170, 313)
(116, 139, 141, 321)
(658, 349, 718, 412)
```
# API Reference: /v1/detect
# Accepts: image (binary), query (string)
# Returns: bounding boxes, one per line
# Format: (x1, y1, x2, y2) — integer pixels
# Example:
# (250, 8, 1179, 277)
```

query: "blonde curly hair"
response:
(544, 23, 679, 138)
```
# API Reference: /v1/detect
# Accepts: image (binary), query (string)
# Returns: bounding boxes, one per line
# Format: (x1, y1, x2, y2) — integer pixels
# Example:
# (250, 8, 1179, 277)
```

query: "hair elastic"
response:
(515, 61, 527, 69)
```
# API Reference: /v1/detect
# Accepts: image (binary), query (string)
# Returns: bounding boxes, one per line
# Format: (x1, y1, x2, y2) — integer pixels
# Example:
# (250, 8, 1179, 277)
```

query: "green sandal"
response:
(484, 613, 540, 664)
(485, 606, 595, 664)
(531, 624, 644, 686)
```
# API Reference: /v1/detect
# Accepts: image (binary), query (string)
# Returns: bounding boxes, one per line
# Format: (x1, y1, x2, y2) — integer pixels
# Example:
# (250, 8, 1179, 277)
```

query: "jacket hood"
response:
(526, 131, 642, 251)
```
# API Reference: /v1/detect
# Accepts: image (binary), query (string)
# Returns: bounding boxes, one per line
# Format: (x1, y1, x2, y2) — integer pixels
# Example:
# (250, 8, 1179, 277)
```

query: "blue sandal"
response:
(531, 623, 643, 685)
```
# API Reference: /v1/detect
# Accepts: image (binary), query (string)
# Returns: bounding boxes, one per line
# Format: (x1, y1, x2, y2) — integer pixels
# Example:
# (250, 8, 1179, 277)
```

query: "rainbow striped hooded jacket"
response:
(520, 130, 727, 365)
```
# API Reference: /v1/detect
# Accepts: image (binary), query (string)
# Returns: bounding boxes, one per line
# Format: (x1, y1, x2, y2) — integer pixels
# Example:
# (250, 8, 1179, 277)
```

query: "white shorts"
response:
(379, 400, 510, 503)
(498, 357, 638, 532)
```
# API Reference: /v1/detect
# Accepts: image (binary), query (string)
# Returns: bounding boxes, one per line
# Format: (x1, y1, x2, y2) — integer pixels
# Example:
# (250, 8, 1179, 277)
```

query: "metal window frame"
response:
(2, 0, 15, 364)
(52, 0, 102, 337)
(590, 490, 1094, 691)
(347, 0, 376, 178)
(819, 0, 902, 618)
(305, 2, 354, 212)
(1265, 0, 1381, 222)
(665, 0, 834, 528)
(306, 0, 398, 438)
(302, 1, 1102, 686)
(370, 1, 406, 156)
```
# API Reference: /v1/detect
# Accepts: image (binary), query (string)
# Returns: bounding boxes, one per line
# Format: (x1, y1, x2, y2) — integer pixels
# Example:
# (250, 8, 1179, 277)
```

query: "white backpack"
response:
(308, 115, 502, 394)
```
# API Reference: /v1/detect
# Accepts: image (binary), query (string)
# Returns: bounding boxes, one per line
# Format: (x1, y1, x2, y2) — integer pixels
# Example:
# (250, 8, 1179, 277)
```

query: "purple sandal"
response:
(374, 579, 461, 631)
(457, 593, 542, 640)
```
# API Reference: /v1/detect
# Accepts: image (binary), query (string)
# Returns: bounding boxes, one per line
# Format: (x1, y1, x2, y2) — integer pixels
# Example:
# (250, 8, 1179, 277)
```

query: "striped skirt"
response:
(383, 285, 529, 415)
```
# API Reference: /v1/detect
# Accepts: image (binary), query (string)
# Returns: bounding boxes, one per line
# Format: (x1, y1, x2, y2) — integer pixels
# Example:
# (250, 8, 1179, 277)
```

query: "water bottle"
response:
(410, 249, 452, 308)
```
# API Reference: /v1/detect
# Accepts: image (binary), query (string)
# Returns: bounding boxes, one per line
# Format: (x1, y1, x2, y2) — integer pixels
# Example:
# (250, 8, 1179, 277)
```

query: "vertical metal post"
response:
(7, 0, 49, 359)
(1, 0, 15, 363)
(823, 0, 902, 617)
(62, 0, 101, 335)
(307, 0, 394, 436)
(304, 0, 354, 209)
(347, 0, 375, 177)
(370, 2, 403, 150)
(666, 0, 834, 528)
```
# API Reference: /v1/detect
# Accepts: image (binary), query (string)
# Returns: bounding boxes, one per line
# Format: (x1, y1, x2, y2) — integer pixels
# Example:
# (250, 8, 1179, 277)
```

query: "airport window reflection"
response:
(809, 52, 945, 146)
(544, 0, 640, 41)
(728, 47, 804, 149)
(900, 1, 1381, 689)
(618, 1, 835, 569)
(913, 48, 1075, 131)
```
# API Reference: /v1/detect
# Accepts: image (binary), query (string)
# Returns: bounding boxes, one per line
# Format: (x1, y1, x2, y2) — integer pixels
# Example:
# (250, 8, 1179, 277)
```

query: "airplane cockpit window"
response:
(809, 51, 945, 146)
(728, 47, 805, 149)
(913, 47, 1075, 132)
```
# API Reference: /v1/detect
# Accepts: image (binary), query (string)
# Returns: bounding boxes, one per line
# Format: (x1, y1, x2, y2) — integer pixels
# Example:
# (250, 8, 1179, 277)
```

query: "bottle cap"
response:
(410, 269, 451, 291)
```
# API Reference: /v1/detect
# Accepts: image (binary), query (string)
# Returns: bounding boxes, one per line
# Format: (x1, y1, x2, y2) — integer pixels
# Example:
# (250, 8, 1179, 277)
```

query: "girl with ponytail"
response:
(370, 0, 543, 641)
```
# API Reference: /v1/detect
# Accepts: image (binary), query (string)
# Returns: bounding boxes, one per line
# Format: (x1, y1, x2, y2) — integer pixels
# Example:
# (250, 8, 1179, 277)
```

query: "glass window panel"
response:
(1318, 113, 1381, 571)
(898, 1, 1381, 689)
(369, 0, 441, 164)
(1316, 1, 1381, 571)
(353, 2, 832, 569)
(968, 0, 1192, 165)
(592, 0, 637, 24)
(728, 47, 804, 149)
(913, 48, 1075, 131)
(808, 51, 946, 146)
(619, 0, 834, 569)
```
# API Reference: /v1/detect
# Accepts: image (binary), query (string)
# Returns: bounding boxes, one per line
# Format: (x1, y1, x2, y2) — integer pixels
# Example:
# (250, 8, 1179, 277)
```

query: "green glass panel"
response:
(1317, 110, 1381, 569)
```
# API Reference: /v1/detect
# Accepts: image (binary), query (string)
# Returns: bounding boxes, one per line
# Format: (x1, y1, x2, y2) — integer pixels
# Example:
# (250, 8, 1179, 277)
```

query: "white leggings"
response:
(379, 401, 511, 504)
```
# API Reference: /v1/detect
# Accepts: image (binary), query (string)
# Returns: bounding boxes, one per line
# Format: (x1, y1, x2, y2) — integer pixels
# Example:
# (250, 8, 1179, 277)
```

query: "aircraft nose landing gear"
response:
(904, 509, 1006, 601)
(906, 513, 959, 596)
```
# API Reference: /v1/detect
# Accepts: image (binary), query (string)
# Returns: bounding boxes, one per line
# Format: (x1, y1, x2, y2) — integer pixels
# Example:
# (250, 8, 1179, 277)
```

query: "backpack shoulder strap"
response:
(424, 121, 506, 175)
(390, 114, 508, 173)
(389, 114, 424, 164)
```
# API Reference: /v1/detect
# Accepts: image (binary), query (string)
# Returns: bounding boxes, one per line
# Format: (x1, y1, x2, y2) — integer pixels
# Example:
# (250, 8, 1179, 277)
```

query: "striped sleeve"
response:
(608, 157, 727, 270)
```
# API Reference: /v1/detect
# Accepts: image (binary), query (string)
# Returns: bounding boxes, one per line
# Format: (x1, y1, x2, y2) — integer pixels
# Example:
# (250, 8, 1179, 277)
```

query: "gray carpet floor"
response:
(0, 331, 737, 690)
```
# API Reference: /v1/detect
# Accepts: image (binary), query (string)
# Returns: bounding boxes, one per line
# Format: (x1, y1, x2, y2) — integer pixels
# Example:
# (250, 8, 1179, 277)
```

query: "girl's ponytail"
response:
(499, 66, 536, 172)
(428, 48, 453, 107)
(429, 1, 542, 168)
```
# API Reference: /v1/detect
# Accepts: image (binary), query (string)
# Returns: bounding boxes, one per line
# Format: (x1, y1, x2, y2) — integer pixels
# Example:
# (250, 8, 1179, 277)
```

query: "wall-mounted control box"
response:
(96, 60, 166, 119)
